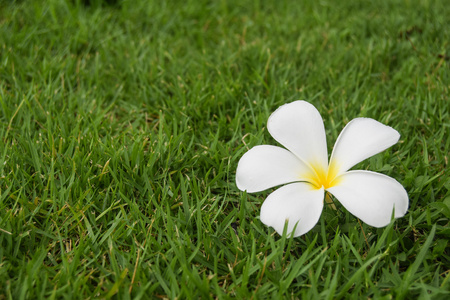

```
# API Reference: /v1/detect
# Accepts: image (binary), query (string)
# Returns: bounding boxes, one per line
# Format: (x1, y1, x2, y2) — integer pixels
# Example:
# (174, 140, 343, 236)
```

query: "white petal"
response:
(260, 183, 324, 237)
(236, 145, 311, 193)
(267, 100, 328, 172)
(327, 171, 409, 227)
(329, 118, 400, 175)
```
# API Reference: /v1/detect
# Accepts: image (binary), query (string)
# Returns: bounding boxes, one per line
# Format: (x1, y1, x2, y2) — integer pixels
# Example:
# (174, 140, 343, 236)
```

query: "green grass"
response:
(0, 0, 449, 298)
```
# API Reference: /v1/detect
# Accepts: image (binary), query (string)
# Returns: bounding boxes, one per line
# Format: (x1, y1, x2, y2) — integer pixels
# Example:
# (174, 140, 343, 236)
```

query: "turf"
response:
(0, 0, 449, 298)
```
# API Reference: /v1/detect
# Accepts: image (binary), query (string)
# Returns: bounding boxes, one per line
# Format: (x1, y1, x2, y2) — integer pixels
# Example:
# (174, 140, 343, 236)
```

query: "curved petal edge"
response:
(329, 118, 400, 175)
(327, 170, 409, 227)
(236, 145, 310, 193)
(267, 100, 328, 172)
(260, 183, 324, 237)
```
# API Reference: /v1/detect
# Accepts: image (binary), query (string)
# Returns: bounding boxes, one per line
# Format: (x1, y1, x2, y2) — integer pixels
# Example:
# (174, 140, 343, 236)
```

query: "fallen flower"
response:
(236, 100, 409, 237)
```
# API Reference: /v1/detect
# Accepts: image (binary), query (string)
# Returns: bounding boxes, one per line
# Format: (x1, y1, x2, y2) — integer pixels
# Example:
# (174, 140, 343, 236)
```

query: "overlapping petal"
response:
(327, 171, 408, 227)
(236, 145, 311, 193)
(328, 118, 400, 176)
(267, 101, 328, 172)
(260, 183, 324, 237)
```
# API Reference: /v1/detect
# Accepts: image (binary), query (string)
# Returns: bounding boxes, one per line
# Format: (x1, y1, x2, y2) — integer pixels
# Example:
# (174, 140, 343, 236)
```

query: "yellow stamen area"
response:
(305, 161, 340, 190)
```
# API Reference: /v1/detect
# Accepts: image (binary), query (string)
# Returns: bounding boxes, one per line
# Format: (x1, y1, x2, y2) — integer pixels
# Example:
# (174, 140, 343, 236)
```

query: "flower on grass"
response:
(236, 100, 409, 237)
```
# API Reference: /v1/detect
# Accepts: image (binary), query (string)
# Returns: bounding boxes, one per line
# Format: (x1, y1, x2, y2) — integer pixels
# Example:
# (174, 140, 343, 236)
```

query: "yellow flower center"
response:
(306, 161, 340, 189)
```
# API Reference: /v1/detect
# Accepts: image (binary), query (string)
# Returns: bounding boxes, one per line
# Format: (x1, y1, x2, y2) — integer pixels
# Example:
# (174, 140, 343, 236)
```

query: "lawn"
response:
(0, 0, 449, 298)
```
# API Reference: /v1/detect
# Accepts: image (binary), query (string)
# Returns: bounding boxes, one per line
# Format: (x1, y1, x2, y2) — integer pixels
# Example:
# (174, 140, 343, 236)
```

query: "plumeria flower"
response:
(236, 101, 408, 237)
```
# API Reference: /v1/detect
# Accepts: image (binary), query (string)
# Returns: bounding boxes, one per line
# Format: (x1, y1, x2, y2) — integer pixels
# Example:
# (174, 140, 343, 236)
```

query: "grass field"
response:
(0, 0, 449, 298)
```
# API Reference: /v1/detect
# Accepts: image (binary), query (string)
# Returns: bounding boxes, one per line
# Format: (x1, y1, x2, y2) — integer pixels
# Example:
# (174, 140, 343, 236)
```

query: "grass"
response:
(0, 0, 449, 298)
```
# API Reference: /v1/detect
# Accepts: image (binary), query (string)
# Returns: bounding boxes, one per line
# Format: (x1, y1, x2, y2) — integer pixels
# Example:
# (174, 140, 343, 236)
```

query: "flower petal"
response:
(327, 171, 409, 227)
(329, 118, 400, 175)
(260, 183, 324, 237)
(267, 100, 328, 171)
(236, 145, 311, 193)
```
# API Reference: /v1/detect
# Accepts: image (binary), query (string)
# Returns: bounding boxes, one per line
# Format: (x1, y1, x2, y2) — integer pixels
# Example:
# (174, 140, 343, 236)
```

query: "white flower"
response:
(236, 100, 409, 237)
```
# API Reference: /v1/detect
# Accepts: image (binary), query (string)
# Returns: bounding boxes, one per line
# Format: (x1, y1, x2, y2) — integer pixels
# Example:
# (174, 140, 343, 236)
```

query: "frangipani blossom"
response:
(236, 101, 408, 237)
